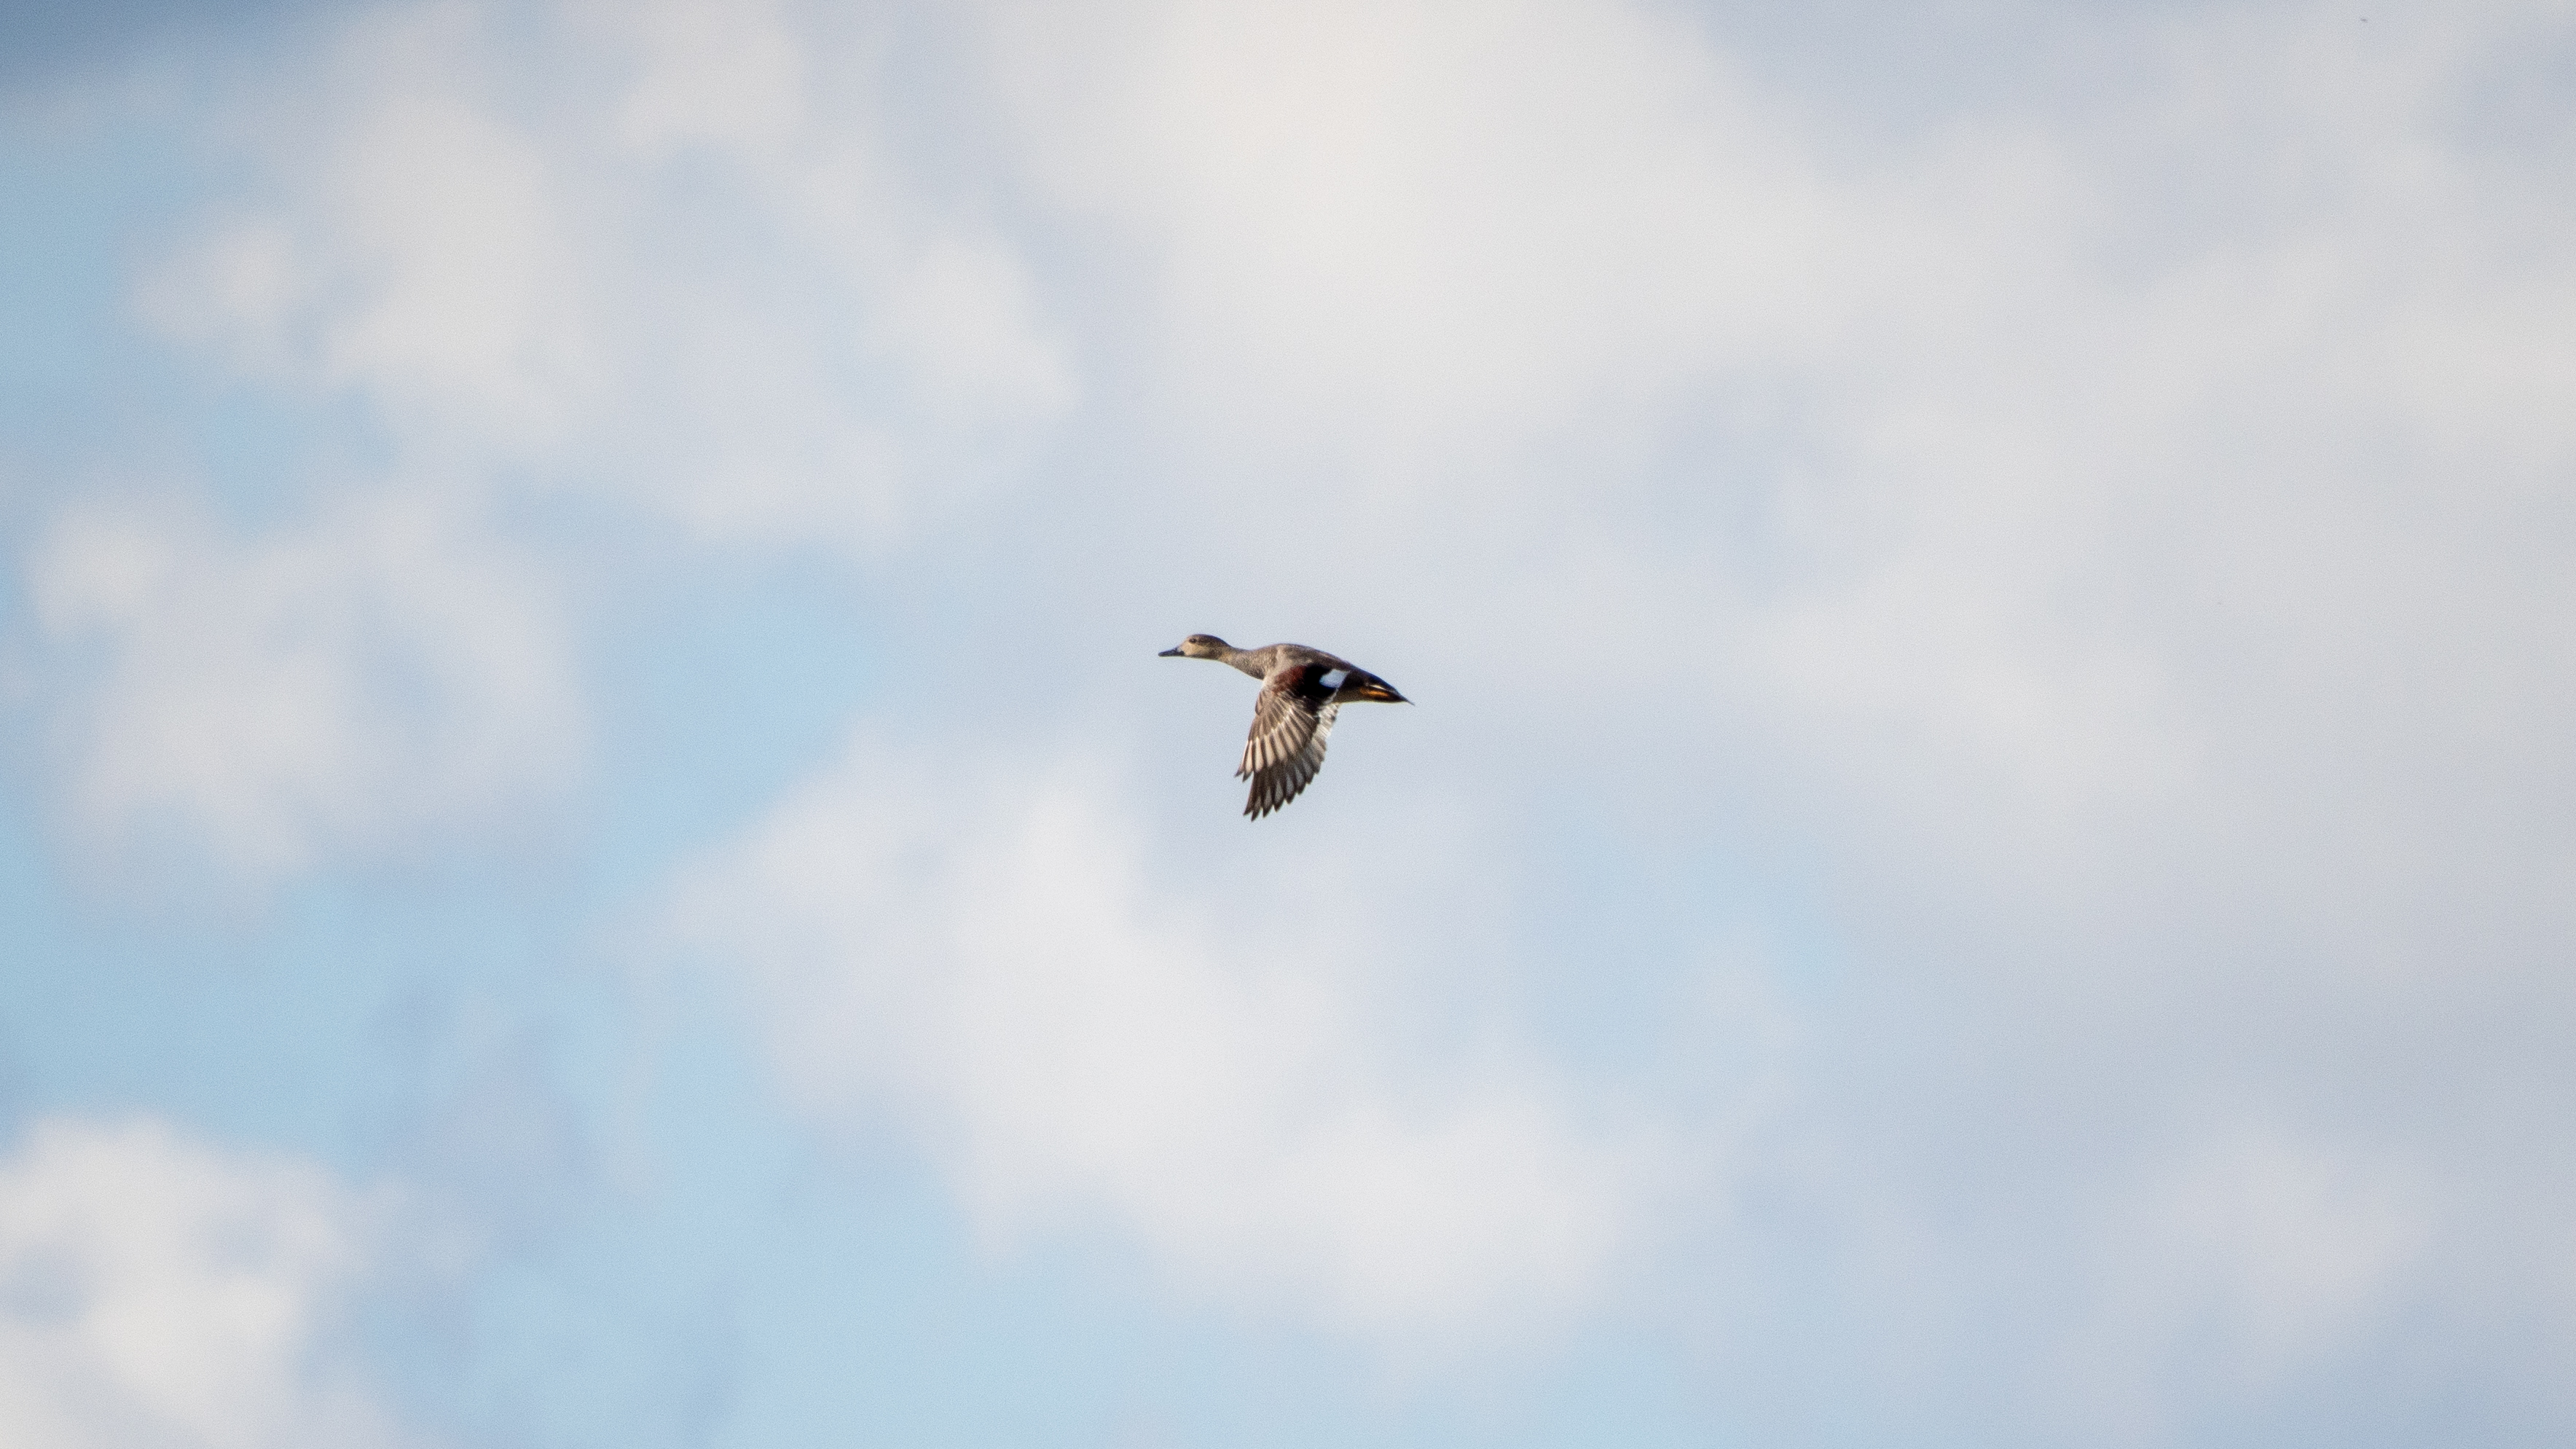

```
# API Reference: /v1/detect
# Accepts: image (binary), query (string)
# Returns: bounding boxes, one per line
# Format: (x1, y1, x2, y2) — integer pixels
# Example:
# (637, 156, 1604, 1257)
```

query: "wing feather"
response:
(1238, 669, 1338, 819)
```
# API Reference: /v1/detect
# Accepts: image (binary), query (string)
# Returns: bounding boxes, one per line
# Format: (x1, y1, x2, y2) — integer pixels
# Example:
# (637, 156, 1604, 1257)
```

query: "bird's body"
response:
(1158, 635, 1409, 818)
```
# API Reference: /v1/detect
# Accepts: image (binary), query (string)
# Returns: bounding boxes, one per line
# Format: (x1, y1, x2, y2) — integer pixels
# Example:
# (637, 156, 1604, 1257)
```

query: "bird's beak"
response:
(1360, 682, 1408, 703)
(1158, 646, 1184, 657)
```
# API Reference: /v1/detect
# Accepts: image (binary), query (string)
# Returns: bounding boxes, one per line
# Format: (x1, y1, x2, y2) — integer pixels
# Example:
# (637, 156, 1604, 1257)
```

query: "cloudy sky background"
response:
(4, 0, 2573, 1443)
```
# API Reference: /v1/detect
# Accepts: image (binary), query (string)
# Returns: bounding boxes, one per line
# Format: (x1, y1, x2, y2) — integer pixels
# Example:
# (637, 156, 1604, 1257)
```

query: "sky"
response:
(3, 0, 2574, 1444)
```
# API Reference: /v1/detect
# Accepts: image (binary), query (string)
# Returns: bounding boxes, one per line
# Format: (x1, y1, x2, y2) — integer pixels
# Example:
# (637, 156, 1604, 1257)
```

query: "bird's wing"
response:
(1238, 666, 1338, 819)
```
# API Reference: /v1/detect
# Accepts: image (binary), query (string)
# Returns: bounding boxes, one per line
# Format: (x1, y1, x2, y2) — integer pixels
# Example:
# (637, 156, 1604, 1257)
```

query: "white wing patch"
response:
(1318, 668, 1350, 691)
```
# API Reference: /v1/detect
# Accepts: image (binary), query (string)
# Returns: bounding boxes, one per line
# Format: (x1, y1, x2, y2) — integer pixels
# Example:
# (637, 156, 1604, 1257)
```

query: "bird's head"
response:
(1158, 634, 1231, 659)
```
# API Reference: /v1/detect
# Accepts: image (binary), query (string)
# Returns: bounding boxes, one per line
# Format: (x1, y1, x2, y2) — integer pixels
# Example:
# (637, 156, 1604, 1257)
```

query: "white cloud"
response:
(2043, 1128, 2431, 1442)
(982, 0, 1852, 467)
(666, 730, 1652, 1345)
(969, 0, 2576, 873)
(573, 0, 2576, 1416)
(134, 219, 309, 379)
(136, 5, 600, 452)
(31, 486, 581, 885)
(0, 1118, 424, 1449)
(948, 0, 2576, 1429)
(41, 0, 2576, 1432)
(135, 0, 1072, 551)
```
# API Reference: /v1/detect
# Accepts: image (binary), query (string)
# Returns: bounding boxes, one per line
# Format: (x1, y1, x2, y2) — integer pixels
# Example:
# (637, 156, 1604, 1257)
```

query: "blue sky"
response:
(4, 1, 2574, 1445)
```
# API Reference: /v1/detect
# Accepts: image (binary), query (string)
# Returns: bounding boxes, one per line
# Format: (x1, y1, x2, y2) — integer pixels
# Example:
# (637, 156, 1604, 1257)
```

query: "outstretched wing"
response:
(1238, 666, 1340, 819)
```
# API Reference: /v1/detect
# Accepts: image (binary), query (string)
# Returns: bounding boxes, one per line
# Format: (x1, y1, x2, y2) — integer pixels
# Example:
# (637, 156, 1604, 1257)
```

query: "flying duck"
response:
(1158, 635, 1409, 818)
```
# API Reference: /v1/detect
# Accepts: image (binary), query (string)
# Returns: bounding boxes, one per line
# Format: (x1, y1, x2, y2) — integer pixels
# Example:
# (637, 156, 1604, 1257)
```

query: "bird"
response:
(1158, 635, 1409, 819)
